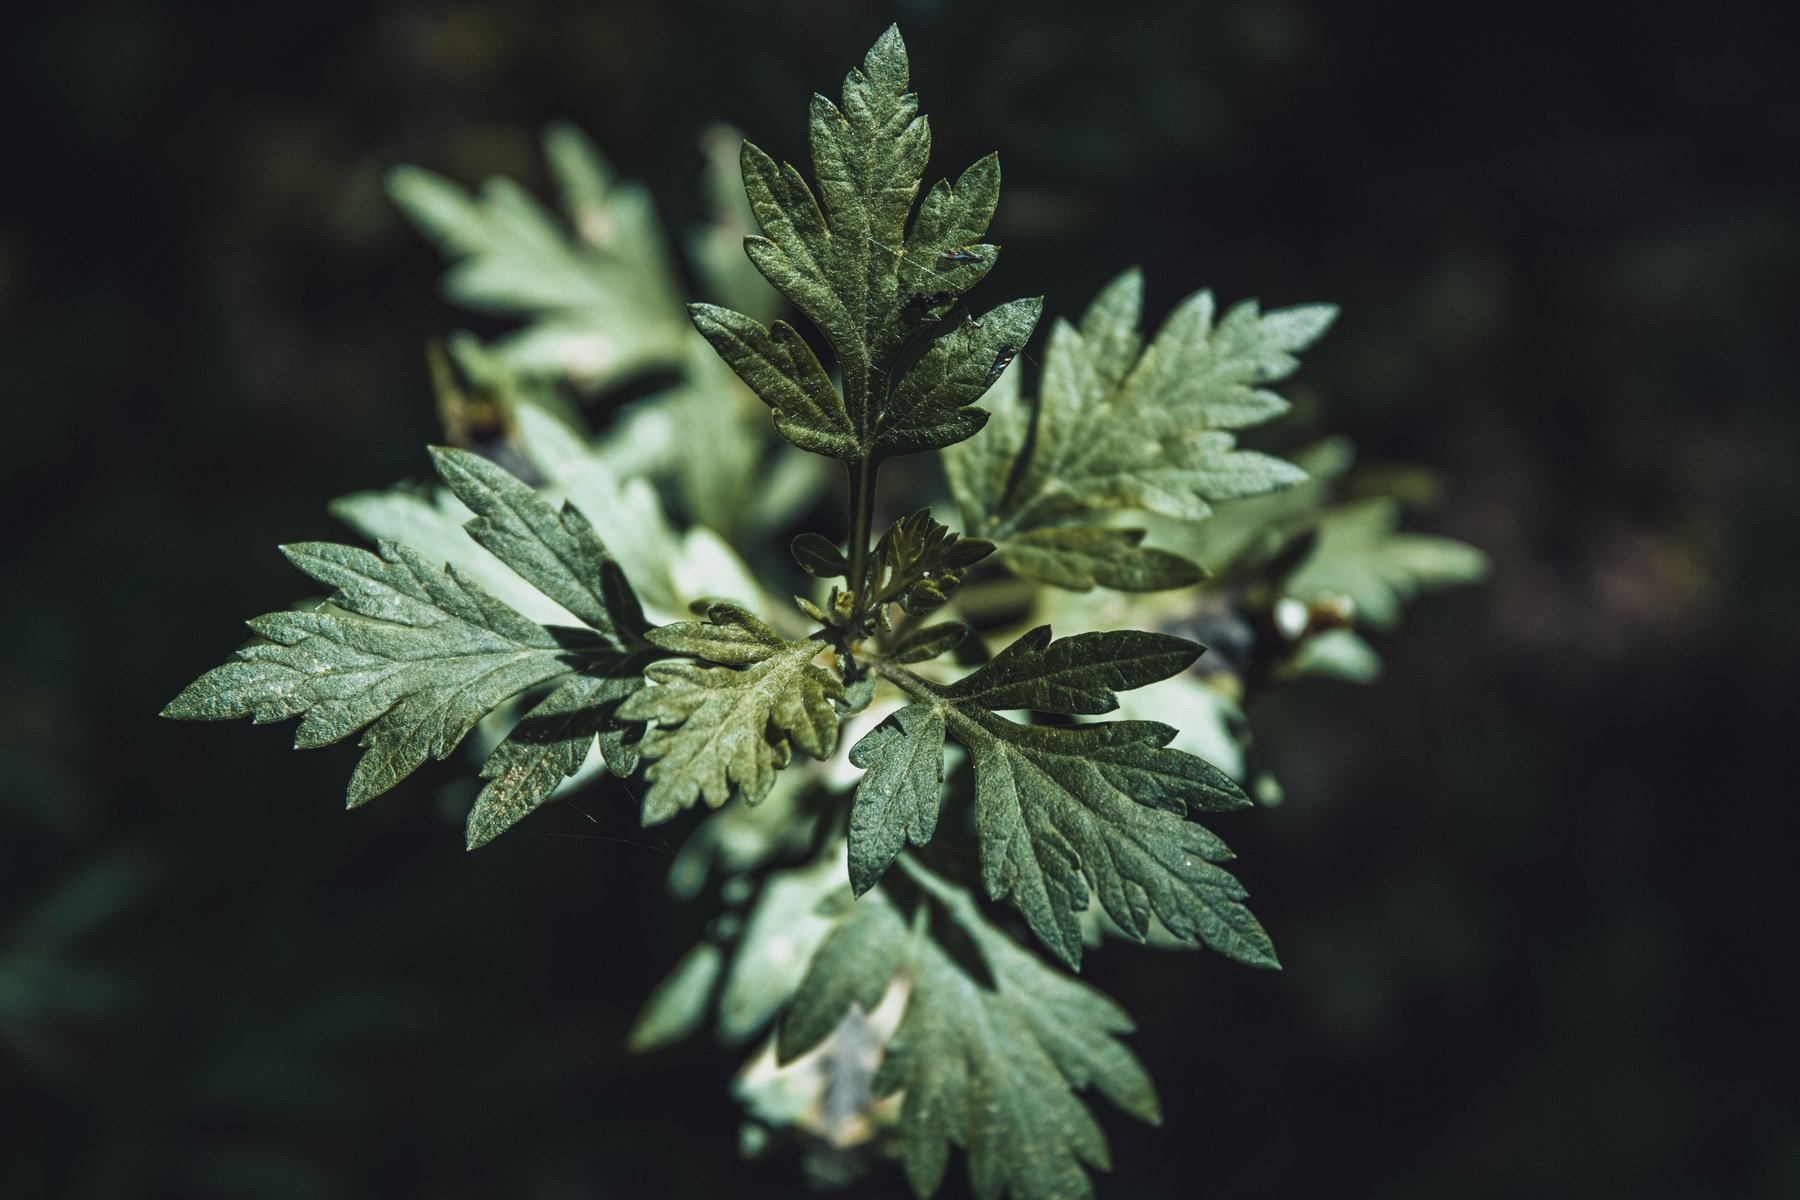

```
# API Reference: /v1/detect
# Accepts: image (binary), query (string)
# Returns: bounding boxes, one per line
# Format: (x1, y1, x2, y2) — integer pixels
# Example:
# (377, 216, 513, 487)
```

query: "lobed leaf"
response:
(620, 607, 844, 822)
(781, 864, 1159, 1200)
(163, 540, 595, 808)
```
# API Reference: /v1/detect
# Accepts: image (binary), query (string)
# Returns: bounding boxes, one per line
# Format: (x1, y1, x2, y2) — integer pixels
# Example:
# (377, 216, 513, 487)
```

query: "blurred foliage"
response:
(3, 0, 1796, 1197)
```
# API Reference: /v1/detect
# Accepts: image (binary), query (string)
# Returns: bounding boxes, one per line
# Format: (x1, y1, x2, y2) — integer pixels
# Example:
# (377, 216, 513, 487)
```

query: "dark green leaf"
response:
(1000, 527, 1203, 592)
(859, 628, 1272, 970)
(689, 304, 858, 458)
(846, 704, 947, 896)
(430, 446, 640, 638)
(692, 27, 1038, 460)
(948, 625, 1201, 715)
(889, 620, 973, 664)
(782, 864, 1159, 1200)
(790, 532, 849, 578)
(874, 297, 1042, 456)
(866, 508, 994, 622)
(466, 668, 643, 849)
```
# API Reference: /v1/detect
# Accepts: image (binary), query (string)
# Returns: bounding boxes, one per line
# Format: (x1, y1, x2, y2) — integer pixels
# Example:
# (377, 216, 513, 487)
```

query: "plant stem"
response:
(844, 455, 881, 621)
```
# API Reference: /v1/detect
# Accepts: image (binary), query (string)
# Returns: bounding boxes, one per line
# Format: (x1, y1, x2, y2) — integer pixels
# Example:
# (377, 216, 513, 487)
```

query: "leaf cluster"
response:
(166, 24, 1488, 1200)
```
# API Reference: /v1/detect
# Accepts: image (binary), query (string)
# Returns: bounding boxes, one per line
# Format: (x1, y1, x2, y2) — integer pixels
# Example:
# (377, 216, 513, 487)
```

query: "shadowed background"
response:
(3, 1, 1795, 1196)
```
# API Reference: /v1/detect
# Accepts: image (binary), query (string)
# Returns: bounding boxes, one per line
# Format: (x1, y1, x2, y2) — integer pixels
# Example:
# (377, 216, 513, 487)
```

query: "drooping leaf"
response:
(855, 628, 1273, 969)
(620, 605, 845, 823)
(691, 26, 1040, 460)
(465, 665, 645, 849)
(781, 863, 1160, 1200)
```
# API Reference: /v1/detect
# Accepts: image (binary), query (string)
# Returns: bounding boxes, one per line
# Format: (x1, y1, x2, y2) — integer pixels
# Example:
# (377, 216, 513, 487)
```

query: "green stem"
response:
(844, 455, 882, 621)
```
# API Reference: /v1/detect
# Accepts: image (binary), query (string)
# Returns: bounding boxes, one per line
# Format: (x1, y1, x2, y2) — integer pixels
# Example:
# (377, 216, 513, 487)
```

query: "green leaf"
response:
(874, 297, 1042, 456)
(962, 716, 1272, 971)
(430, 445, 644, 638)
(1282, 627, 1384, 684)
(163, 540, 597, 808)
(619, 607, 844, 823)
(946, 269, 1333, 589)
(387, 128, 688, 389)
(947, 625, 1201, 715)
(465, 667, 643, 849)
(1000, 526, 1203, 593)
(644, 601, 785, 666)
(693, 26, 1039, 460)
(865, 508, 994, 621)
(628, 940, 724, 1053)
(790, 532, 849, 579)
(1284, 497, 1490, 629)
(775, 888, 905, 1061)
(782, 864, 1159, 1200)
(688, 304, 858, 458)
(846, 704, 946, 896)
(718, 853, 848, 1044)
(328, 484, 574, 628)
(889, 620, 973, 664)
(856, 628, 1273, 970)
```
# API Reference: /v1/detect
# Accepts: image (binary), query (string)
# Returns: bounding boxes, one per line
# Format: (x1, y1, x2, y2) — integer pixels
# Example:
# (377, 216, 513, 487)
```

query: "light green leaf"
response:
(1284, 497, 1489, 628)
(328, 485, 574, 627)
(775, 888, 905, 1061)
(1283, 627, 1384, 683)
(718, 853, 848, 1044)
(388, 127, 688, 389)
(628, 940, 724, 1053)
(1000, 526, 1203, 593)
(619, 608, 844, 822)
(946, 269, 1333, 590)
(644, 602, 785, 666)
(163, 540, 597, 808)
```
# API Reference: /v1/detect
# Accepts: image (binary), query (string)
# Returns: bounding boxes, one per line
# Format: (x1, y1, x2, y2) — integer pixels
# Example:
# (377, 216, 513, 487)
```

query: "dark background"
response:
(3, 1, 1796, 1196)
